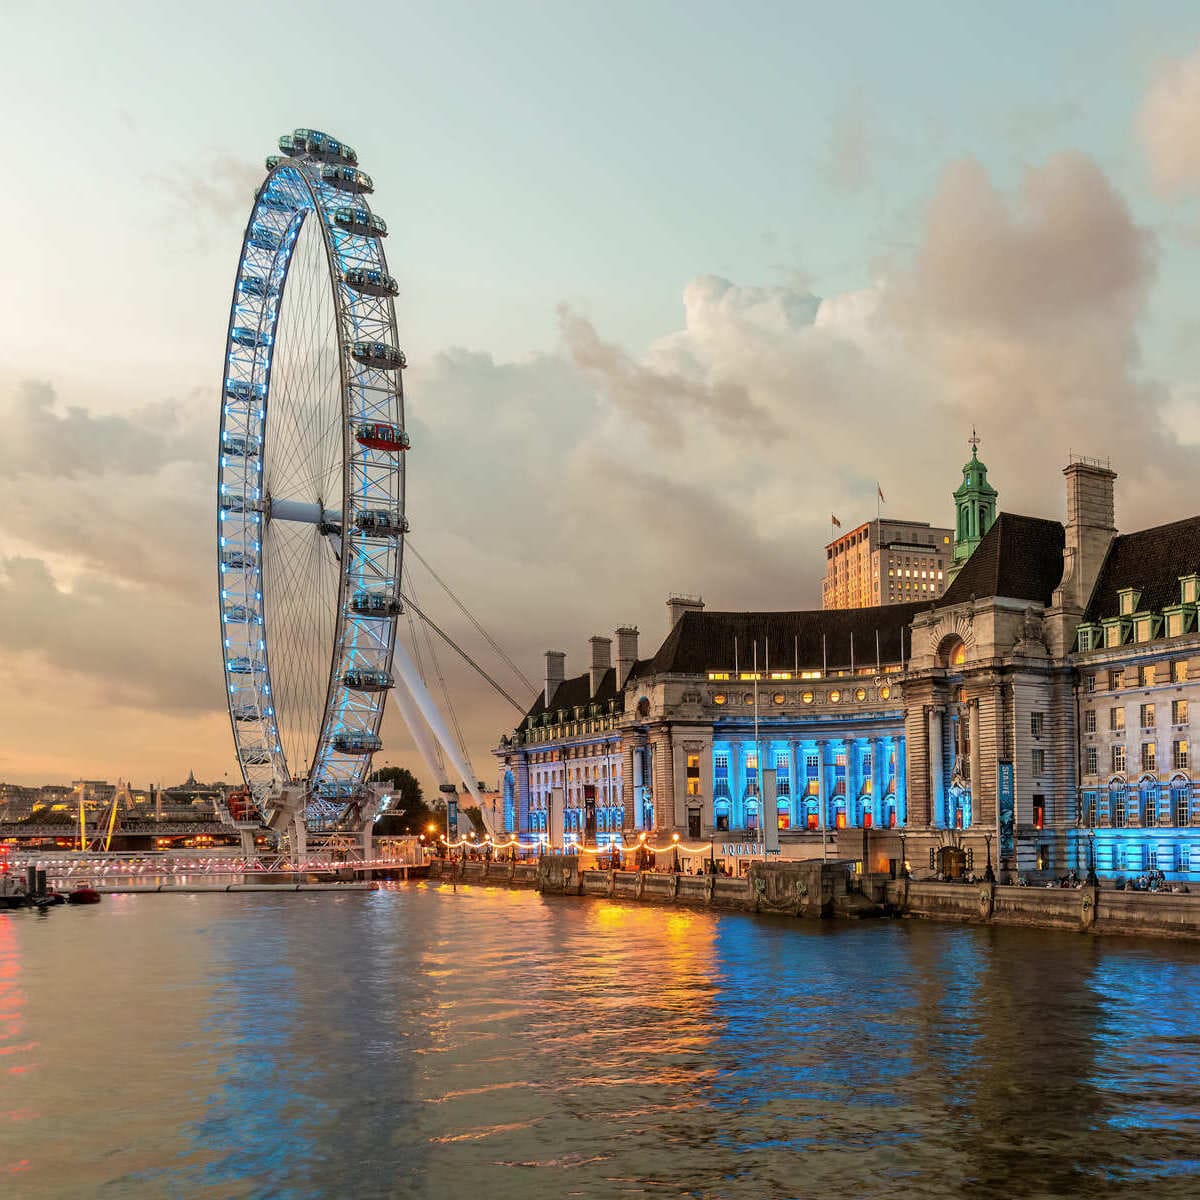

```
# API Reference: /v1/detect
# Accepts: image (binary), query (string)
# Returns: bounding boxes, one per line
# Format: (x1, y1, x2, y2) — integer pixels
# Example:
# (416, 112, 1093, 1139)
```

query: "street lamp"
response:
(984, 832, 995, 883)
(672, 831, 680, 874)
(899, 832, 909, 879)
(1087, 828, 1098, 887)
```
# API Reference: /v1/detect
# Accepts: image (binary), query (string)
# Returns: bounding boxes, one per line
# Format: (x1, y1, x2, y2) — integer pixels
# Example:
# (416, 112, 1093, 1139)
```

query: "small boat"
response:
(67, 886, 101, 905)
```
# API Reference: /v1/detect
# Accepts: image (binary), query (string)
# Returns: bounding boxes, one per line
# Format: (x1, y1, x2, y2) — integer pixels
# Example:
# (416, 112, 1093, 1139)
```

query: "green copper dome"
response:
(948, 435, 998, 576)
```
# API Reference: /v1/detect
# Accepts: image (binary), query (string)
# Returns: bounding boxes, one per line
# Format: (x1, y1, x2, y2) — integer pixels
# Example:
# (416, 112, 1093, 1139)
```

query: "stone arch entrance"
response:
(936, 845, 967, 879)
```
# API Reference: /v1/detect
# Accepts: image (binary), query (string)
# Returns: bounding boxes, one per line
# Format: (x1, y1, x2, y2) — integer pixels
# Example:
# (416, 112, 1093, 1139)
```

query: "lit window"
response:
(802, 691, 814, 704)
(829, 690, 841, 703)
(1143, 742, 1157, 772)
(1175, 740, 1190, 770)
(1085, 746, 1098, 774)
(1141, 703, 1156, 729)
(772, 692, 785, 705)
(713, 693, 727, 706)
(1111, 707, 1125, 731)
(1175, 660, 1189, 683)
(855, 687, 867, 701)
(880, 686, 892, 700)
(1175, 699, 1189, 725)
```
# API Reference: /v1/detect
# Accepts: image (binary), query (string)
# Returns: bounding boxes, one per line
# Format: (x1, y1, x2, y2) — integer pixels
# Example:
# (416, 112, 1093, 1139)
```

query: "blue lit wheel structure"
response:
(217, 128, 408, 831)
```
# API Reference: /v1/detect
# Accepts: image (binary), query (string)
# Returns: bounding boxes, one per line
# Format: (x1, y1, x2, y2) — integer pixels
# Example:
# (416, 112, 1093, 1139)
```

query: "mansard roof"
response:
(937, 512, 1065, 608)
(522, 666, 621, 721)
(644, 603, 924, 678)
(1084, 515, 1200, 621)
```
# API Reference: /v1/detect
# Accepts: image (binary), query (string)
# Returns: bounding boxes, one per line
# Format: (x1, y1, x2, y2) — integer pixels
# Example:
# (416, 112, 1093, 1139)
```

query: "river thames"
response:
(5, 885, 1200, 1199)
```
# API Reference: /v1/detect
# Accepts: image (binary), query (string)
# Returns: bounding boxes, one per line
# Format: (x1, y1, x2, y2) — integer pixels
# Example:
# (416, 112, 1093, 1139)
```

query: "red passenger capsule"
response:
(354, 422, 410, 453)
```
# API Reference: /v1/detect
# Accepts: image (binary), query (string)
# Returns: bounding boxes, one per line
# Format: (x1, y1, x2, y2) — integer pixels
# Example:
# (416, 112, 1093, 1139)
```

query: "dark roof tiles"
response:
(1084, 515, 1200, 621)
(936, 513, 1065, 608)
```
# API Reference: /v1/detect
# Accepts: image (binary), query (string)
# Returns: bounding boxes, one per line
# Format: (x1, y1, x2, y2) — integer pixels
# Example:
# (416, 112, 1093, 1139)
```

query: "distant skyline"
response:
(6, 2, 1200, 791)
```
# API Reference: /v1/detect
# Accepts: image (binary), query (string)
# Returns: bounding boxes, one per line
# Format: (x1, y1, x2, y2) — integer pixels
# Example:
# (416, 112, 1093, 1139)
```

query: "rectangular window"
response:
(1086, 674, 1097, 694)
(1139, 663, 1157, 687)
(1112, 745, 1127, 773)
(1111, 707, 1125, 731)
(775, 752, 790, 796)
(1085, 746, 1098, 775)
(1084, 710, 1097, 733)
(1168, 613, 1184, 638)
(1032, 748, 1046, 775)
(1176, 740, 1190, 771)
(714, 753, 729, 779)
(1109, 668, 1125, 690)
(1141, 703, 1156, 729)
(1031, 711, 1045, 737)
(1174, 699, 1189, 725)
(1033, 795, 1045, 830)
(1142, 742, 1157, 772)
(686, 753, 700, 796)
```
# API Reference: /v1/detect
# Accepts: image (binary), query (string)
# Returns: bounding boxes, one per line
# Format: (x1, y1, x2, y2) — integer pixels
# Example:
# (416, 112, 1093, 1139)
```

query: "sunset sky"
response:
(6, 1, 1200, 794)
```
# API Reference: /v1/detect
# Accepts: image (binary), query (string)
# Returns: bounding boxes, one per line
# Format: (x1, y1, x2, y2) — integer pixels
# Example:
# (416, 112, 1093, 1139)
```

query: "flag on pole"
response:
(831, 514, 842, 529)
(877, 483, 885, 504)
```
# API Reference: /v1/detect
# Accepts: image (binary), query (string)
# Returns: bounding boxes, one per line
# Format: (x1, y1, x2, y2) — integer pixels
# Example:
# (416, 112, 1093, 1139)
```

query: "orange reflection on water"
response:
(0, 915, 40, 1177)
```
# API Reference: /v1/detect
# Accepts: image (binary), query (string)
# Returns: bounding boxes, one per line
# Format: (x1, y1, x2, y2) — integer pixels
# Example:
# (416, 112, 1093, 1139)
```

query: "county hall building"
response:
(495, 445, 1200, 883)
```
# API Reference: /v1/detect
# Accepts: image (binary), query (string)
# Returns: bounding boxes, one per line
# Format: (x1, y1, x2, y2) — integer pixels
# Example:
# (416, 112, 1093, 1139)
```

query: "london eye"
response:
(217, 128, 408, 836)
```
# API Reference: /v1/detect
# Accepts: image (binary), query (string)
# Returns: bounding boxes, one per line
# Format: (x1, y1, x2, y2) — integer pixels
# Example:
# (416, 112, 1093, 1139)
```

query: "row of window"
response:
(1085, 741, 1190, 774)
(1085, 661, 1189, 691)
(1083, 700, 1189, 734)
(712, 685, 894, 707)
(1082, 784, 1195, 827)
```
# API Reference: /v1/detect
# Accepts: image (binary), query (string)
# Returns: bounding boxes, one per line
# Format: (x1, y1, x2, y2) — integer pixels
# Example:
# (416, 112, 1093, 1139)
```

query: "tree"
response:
(369, 766, 437, 836)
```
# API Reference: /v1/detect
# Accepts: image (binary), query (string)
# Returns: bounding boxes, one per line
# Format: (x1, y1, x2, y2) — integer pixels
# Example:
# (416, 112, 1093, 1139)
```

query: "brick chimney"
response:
(666, 593, 705, 629)
(1053, 457, 1117, 613)
(589, 636, 612, 697)
(544, 650, 565, 708)
(614, 627, 639, 688)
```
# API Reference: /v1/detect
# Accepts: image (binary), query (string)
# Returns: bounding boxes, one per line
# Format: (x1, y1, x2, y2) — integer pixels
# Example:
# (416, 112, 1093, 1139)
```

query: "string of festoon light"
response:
(437, 831, 717, 856)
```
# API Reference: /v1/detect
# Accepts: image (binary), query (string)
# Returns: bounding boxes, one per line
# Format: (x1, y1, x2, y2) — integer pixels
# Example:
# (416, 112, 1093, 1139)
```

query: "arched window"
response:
(1173, 778, 1191, 827)
(1139, 780, 1159, 827)
(1111, 784, 1128, 828)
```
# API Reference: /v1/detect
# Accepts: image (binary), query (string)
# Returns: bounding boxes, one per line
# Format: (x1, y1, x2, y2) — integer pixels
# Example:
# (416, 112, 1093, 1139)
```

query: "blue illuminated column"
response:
(846, 738, 860, 827)
(817, 738, 829, 834)
(730, 739, 744, 829)
(789, 739, 801, 829)
(897, 735, 908, 826)
(870, 737, 882, 826)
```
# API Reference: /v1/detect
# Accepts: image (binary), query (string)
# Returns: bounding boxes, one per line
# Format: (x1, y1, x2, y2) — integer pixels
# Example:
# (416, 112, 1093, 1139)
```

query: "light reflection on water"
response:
(4, 885, 1200, 1198)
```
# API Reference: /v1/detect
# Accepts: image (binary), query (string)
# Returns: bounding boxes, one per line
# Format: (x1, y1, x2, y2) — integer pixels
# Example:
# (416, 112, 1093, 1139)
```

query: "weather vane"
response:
(969, 427, 981, 452)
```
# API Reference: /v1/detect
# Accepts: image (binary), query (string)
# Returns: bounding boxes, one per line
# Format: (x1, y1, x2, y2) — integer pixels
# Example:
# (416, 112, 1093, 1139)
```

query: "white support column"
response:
(392, 639, 491, 823)
(789, 740, 801, 828)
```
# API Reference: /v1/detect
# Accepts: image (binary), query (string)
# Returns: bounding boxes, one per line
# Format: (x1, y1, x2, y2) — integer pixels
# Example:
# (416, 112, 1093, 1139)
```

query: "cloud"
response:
(1140, 46, 1200, 196)
(3, 150, 1188, 799)
(146, 153, 263, 233)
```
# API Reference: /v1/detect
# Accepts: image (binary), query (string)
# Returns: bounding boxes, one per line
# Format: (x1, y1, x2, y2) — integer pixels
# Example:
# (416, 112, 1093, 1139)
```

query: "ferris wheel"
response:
(217, 128, 409, 832)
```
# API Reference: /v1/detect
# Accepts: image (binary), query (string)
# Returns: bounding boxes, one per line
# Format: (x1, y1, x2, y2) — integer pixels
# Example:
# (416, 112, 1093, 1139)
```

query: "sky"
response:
(5, 0, 1200, 793)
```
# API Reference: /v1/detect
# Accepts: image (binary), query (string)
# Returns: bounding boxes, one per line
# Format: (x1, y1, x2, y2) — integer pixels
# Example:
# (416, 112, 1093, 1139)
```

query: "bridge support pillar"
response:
(239, 828, 256, 857)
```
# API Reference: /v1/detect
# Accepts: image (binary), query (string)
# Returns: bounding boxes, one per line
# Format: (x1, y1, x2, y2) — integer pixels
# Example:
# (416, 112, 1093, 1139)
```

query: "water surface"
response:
(4, 884, 1200, 1198)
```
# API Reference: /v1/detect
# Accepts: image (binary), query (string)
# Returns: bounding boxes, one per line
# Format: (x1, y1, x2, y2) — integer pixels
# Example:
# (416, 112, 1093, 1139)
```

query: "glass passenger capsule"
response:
(343, 267, 398, 298)
(300, 130, 357, 166)
(230, 327, 272, 349)
(224, 379, 266, 402)
(219, 494, 250, 514)
(355, 422, 409, 453)
(342, 669, 394, 692)
(265, 154, 285, 170)
(221, 434, 261, 458)
(334, 207, 387, 238)
(247, 225, 281, 252)
(351, 590, 403, 617)
(320, 164, 373, 194)
(240, 747, 272, 765)
(330, 731, 382, 755)
(220, 549, 255, 570)
(277, 133, 306, 157)
(222, 604, 260, 624)
(237, 275, 278, 299)
(231, 704, 261, 722)
(258, 189, 296, 214)
(354, 508, 408, 537)
(226, 656, 262, 675)
(351, 341, 406, 370)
